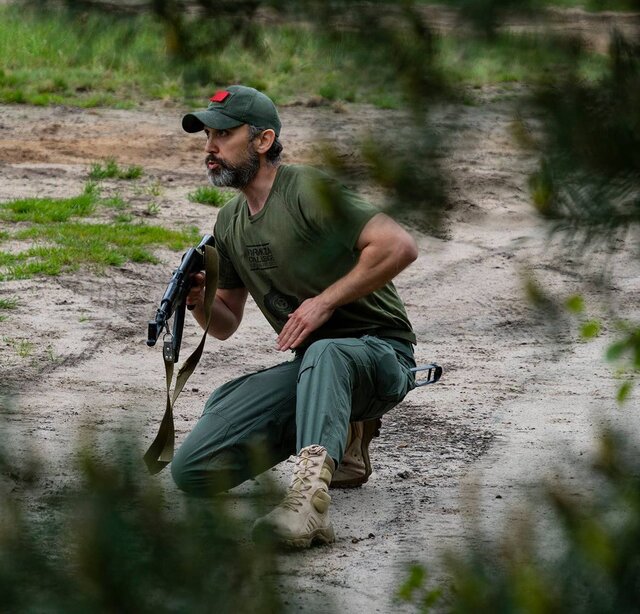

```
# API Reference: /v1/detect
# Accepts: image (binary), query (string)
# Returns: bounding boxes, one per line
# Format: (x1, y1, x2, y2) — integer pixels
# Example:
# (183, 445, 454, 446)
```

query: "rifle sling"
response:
(144, 244, 219, 475)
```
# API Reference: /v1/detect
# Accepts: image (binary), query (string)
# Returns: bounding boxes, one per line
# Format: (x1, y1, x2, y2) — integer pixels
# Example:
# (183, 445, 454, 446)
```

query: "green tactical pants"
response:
(171, 335, 416, 496)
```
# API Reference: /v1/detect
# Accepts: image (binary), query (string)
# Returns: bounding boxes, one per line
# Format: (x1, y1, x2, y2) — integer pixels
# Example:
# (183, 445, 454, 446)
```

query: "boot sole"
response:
(281, 526, 336, 549)
(331, 417, 381, 489)
(252, 524, 335, 549)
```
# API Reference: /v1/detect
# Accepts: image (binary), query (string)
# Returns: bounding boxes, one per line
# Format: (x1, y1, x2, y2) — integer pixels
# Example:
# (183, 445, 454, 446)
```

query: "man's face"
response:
(203, 125, 260, 189)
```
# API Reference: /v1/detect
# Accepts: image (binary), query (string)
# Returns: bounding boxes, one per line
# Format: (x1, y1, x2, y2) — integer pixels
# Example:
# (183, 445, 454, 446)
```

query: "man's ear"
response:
(254, 128, 276, 154)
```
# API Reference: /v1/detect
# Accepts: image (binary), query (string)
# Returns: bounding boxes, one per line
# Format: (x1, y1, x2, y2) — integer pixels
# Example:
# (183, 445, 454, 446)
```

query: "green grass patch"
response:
(89, 159, 143, 180)
(16, 222, 197, 253)
(0, 5, 181, 107)
(437, 32, 609, 86)
(101, 195, 128, 210)
(0, 4, 611, 109)
(0, 192, 95, 223)
(3, 337, 34, 357)
(0, 297, 18, 309)
(0, 186, 200, 280)
(0, 295, 18, 320)
(1, 223, 199, 280)
(15, 339, 34, 357)
(187, 186, 233, 207)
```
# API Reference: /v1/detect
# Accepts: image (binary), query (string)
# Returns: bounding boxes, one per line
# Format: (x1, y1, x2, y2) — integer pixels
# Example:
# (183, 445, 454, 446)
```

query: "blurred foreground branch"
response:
(399, 429, 640, 612)
(0, 417, 284, 613)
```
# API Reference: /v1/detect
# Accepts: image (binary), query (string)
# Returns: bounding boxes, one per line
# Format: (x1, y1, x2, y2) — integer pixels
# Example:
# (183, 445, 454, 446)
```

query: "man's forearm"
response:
(190, 295, 241, 340)
(318, 240, 417, 310)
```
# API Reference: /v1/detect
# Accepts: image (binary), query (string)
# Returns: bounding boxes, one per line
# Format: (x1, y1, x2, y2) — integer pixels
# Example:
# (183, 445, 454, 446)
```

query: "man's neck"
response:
(241, 163, 280, 216)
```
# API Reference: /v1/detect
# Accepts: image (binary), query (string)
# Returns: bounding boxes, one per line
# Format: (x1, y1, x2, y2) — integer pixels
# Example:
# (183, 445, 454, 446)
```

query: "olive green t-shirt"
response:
(213, 164, 416, 346)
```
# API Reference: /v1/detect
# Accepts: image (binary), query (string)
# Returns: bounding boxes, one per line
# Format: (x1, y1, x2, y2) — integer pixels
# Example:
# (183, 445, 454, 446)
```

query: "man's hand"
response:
(186, 272, 205, 309)
(276, 296, 335, 351)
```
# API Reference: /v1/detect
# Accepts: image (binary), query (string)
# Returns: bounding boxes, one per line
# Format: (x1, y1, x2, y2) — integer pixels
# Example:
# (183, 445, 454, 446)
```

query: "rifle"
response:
(147, 234, 216, 364)
(144, 234, 218, 475)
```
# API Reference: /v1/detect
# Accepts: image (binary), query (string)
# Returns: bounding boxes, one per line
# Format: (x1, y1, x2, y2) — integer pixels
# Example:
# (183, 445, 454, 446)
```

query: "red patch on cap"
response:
(210, 90, 230, 103)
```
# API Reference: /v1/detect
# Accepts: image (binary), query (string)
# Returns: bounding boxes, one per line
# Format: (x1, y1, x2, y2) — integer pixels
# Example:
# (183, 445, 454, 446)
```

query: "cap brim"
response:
(182, 110, 244, 133)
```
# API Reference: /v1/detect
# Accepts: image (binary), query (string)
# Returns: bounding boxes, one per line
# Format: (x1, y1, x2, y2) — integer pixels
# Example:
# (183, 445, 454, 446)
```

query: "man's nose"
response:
(204, 135, 218, 153)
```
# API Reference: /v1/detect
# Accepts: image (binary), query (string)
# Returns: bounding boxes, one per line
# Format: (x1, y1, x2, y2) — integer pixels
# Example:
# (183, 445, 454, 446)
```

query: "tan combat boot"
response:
(330, 418, 381, 489)
(252, 445, 335, 549)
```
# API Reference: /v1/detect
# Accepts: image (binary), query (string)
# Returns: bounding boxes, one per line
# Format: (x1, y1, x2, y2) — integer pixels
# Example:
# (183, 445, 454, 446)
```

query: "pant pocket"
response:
(362, 336, 414, 403)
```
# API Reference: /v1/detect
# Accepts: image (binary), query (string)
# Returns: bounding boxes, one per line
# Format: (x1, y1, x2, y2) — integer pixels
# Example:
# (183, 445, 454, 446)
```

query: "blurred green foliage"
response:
(455, 0, 541, 39)
(433, 0, 640, 12)
(607, 323, 640, 404)
(398, 429, 640, 612)
(524, 6, 640, 399)
(531, 41, 640, 244)
(0, 410, 283, 613)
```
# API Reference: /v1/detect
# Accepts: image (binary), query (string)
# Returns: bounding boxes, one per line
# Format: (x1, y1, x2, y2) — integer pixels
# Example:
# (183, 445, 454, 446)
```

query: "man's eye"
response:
(219, 130, 229, 137)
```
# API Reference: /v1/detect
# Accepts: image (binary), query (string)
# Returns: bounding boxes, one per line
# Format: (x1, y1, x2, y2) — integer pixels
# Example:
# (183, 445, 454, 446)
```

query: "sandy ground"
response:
(1, 82, 640, 611)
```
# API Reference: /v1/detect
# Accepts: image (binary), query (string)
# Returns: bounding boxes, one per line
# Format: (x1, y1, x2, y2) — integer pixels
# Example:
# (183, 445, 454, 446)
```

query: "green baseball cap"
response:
(182, 85, 281, 136)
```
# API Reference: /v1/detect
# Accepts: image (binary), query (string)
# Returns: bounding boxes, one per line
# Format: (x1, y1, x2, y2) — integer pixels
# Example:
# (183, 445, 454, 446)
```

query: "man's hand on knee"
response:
(276, 296, 334, 351)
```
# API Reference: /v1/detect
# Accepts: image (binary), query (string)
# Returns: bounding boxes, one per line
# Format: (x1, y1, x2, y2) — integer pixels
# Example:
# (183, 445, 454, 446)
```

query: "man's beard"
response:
(206, 146, 260, 189)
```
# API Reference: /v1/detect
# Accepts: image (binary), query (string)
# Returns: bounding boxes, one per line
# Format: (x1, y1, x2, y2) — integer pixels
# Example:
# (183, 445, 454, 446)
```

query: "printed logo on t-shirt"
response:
(263, 285, 299, 324)
(246, 243, 277, 271)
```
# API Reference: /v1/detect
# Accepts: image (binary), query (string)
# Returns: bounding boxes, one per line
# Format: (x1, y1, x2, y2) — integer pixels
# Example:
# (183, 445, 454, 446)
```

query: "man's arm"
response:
(187, 275, 248, 340)
(276, 213, 418, 351)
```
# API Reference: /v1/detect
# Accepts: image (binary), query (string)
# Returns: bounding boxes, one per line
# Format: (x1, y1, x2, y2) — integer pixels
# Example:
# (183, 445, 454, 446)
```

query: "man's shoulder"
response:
(276, 164, 330, 189)
(213, 192, 244, 247)
(274, 164, 342, 208)
(215, 192, 243, 222)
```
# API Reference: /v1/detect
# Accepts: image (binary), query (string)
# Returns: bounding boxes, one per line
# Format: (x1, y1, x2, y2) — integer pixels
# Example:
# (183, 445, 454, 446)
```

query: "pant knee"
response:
(171, 455, 202, 495)
(171, 447, 256, 497)
(171, 451, 223, 497)
(300, 338, 349, 370)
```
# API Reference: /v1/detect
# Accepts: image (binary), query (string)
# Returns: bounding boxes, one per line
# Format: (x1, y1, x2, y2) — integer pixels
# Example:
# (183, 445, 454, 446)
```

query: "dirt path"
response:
(1, 89, 639, 611)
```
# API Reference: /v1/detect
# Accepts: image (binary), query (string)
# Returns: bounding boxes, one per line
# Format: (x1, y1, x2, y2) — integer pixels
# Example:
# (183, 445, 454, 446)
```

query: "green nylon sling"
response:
(144, 244, 219, 475)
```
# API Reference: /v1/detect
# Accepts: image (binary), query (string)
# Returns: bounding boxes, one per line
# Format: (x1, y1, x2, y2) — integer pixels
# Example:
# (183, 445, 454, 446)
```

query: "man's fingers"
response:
(277, 322, 301, 347)
(186, 272, 206, 307)
(278, 331, 307, 351)
(288, 327, 310, 349)
(190, 272, 206, 288)
(277, 317, 307, 350)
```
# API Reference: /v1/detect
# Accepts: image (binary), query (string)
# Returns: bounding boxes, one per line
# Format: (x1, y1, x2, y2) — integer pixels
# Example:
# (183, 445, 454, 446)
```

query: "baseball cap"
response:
(182, 85, 281, 136)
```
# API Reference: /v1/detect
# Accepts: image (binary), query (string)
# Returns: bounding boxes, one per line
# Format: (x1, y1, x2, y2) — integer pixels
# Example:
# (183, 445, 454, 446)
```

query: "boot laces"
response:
(280, 453, 320, 513)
